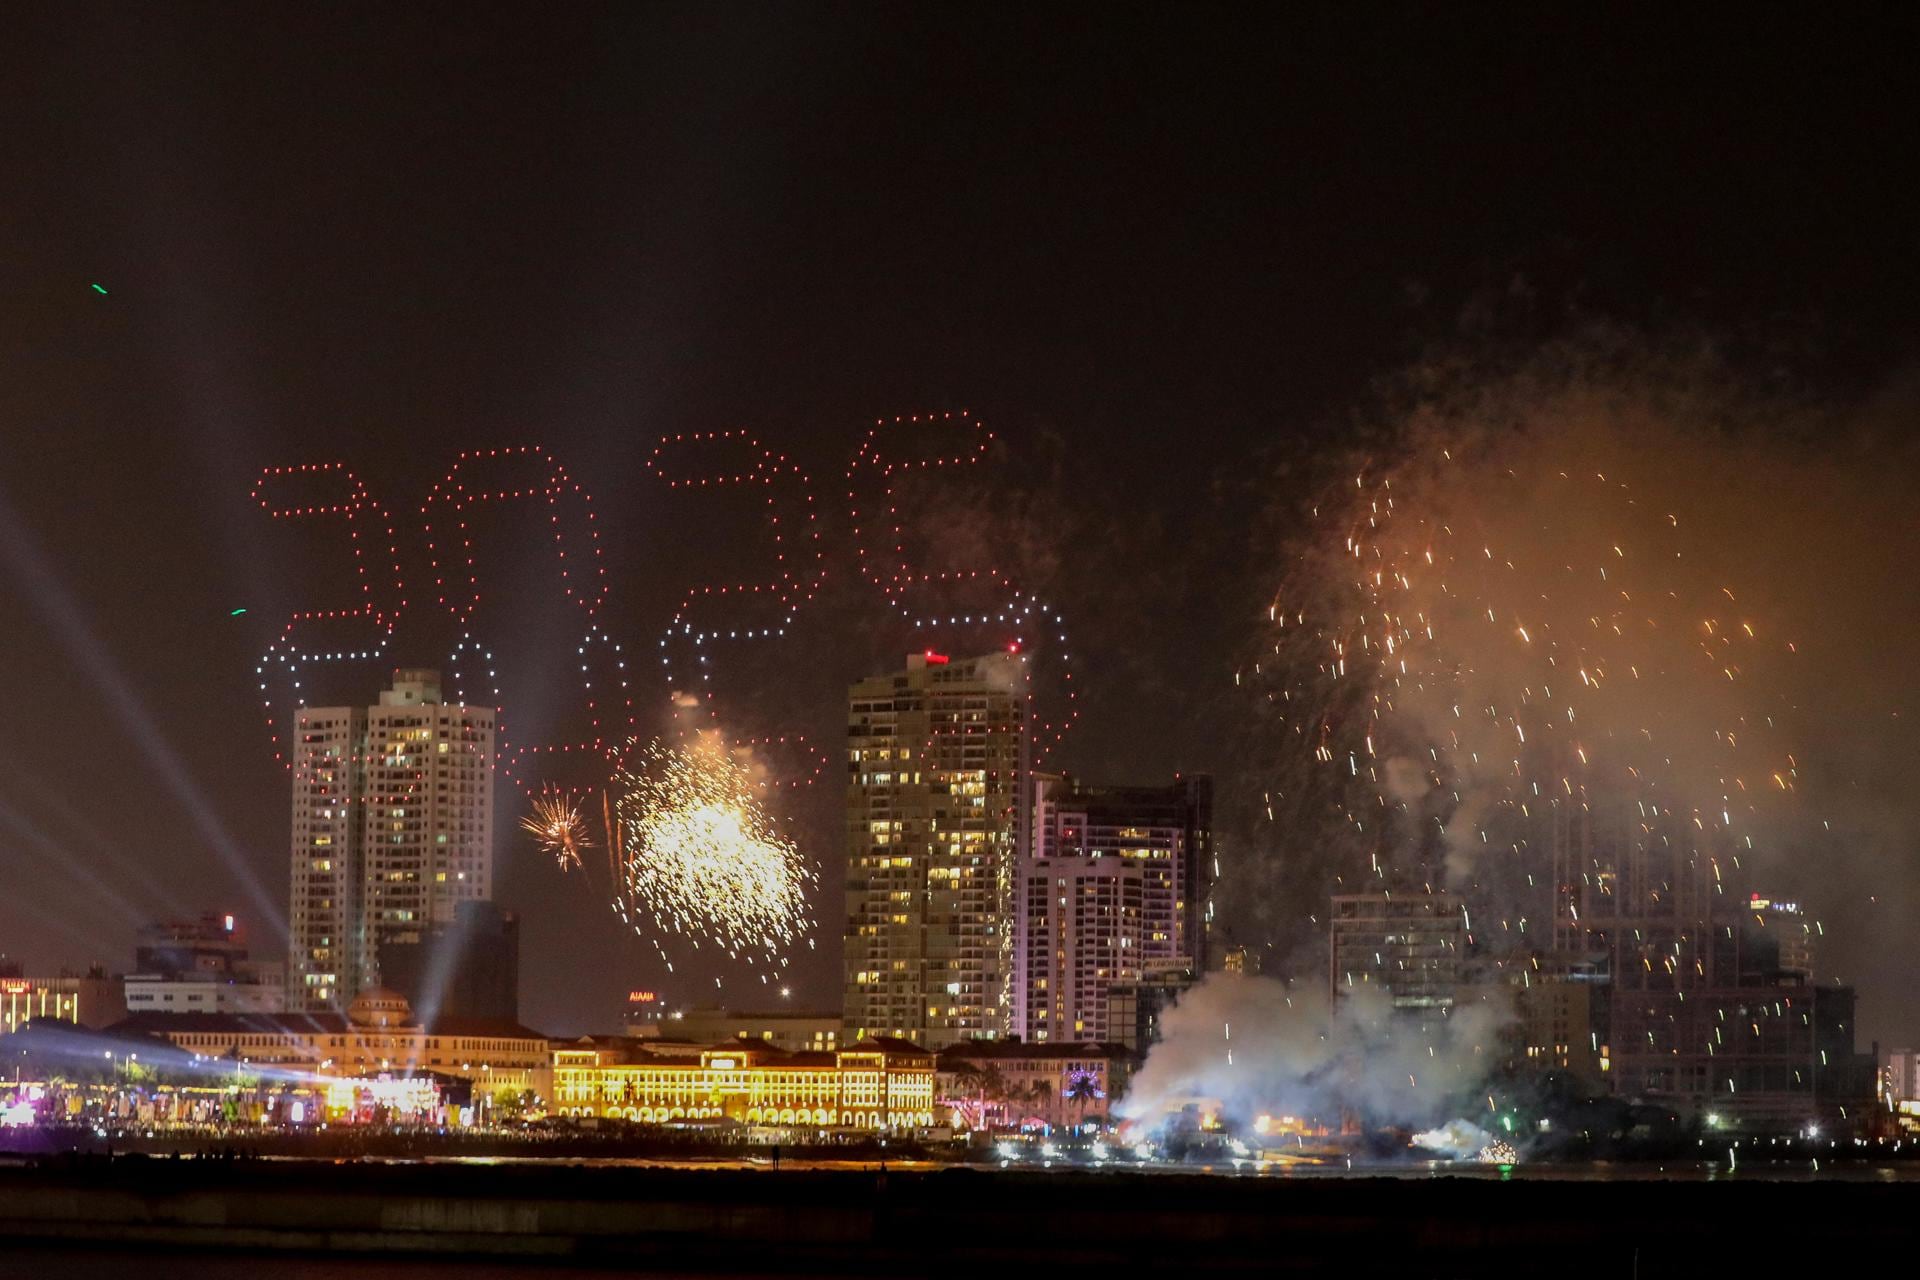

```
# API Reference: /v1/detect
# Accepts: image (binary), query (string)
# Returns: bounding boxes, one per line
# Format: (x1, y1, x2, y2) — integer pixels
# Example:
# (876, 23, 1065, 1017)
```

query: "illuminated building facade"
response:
(1884, 1047, 1920, 1107)
(1018, 774, 1213, 1043)
(111, 988, 549, 1099)
(287, 669, 495, 1011)
(1329, 891, 1465, 1017)
(0, 970, 125, 1035)
(845, 652, 1026, 1048)
(552, 1038, 935, 1130)
(1507, 953, 1607, 1090)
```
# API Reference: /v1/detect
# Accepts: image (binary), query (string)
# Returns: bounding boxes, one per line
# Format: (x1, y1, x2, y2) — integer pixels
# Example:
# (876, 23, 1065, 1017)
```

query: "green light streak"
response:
(91, 283, 108, 295)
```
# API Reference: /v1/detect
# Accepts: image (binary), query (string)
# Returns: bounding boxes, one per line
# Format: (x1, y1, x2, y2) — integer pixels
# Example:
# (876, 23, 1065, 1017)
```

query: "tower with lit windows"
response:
(844, 651, 1027, 1048)
(287, 669, 494, 1012)
(1018, 773, 1214, 1043)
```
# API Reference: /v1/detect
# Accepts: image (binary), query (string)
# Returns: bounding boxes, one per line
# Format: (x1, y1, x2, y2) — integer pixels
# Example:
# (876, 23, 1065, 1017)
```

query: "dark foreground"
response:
(0, 1158, 1910, 1278)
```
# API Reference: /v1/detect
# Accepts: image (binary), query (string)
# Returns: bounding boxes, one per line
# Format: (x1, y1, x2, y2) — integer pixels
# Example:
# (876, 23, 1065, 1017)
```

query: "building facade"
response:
(1551, 811, 1873, 1131)
(377, 900, 520, 1023)
(125, 912, 285, 1016)
(288, 669, 495, 1011)
(844, 651, 1026, 1048)
(1019, 774, 1213, 1043)
(552, 1038, 935, 1131)
(0, 971, 125, 1035)
(123, 976, 286, 1016)
(112, 988, 549, 1099)
(1328, 891, 1465, 1017)
(1506, 953, 1607, 1090)
(935, 1040, 1128, 1131)
(1106, 968, 1198, 1054)
(1884, 1047, 1920, 1107)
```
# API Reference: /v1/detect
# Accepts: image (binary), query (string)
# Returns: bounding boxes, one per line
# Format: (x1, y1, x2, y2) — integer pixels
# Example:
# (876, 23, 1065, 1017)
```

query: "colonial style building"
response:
(288, 669, 495, 1011)
(552, 1037, 935, 1131)
(108, 988, 549, 1099)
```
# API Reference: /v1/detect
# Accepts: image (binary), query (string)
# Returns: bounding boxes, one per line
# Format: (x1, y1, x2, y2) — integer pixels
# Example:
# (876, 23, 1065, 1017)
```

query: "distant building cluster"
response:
(1324, 815, 1879, 1137)
(842, 651, 1214, 1052)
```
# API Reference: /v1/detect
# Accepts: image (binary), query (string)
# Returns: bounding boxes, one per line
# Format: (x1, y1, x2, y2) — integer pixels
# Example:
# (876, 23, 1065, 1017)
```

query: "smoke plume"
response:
(1232, 331, 1920, 1040)
(1116, 973, 1510, 1135)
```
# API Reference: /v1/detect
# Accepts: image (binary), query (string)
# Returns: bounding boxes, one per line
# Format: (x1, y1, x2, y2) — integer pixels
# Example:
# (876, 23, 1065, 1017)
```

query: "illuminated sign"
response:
(710, 1057, 737, 1071)
(627, 990, 658, 1004)
(0, 980, 30, 996)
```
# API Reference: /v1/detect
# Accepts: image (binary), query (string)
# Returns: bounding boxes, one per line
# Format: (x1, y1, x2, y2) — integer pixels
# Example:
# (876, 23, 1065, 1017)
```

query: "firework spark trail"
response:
(1245, 370, 1807, 933)
(520, 786, 591, 873)
(607, 735, 818, 979)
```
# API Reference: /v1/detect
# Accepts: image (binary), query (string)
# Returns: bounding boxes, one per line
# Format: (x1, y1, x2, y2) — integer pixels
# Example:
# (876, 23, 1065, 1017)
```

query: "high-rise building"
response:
(1105, 968, 1198, 1054)
(1744, 894, 1818, 979)
(1328, 890, 1465, 1018)
(1882, 1048, 1920, 1109)
(1017, 774, 1213, 1043)
(1552, 810, 1873, 1132)
(287, 669, 495, 1011)
(844, 651, 1027, 1048)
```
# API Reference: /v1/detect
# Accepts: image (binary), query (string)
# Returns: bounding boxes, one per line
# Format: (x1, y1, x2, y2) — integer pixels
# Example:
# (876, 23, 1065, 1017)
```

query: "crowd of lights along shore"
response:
(603, 736, 818, 984)
(1246, 431, 1807, 927)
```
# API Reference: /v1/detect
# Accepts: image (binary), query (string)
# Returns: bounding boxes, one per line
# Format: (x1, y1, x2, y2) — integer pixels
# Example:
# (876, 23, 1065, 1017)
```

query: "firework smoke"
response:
(1233, 334, 1920, 1038)
(1116, 973, 1510, 1137)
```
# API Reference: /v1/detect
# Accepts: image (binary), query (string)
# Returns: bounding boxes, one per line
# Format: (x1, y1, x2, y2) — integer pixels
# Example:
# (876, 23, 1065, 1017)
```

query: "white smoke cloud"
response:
(1410, 1118, 1497, 1159)
(1116, 973, 1511, 1136)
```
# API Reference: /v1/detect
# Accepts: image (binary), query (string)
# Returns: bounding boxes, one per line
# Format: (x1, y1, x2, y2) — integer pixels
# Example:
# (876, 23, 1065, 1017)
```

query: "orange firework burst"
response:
(521, 787, 592, 873)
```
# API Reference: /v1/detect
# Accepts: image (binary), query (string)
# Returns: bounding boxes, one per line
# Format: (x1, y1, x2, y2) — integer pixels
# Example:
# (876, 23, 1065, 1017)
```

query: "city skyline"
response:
(3, 7, 1918, 1052)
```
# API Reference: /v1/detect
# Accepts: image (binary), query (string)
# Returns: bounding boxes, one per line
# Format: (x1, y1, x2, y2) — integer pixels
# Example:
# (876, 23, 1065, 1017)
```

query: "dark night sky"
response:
(1, 5, 1917, 1034)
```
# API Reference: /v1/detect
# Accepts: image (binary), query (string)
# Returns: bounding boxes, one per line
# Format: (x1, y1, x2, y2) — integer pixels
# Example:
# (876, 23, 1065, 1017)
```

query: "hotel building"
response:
(111, 988, 549, 1099)
(552, 1037, 935, 1131)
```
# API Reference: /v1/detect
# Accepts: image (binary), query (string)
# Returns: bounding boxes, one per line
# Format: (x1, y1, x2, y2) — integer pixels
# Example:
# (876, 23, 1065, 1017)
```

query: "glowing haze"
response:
(1230, 334, 1920, 1036)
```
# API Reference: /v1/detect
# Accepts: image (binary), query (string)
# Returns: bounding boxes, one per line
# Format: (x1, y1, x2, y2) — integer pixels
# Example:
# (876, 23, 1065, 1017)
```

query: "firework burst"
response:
(521, 786, 592, 873)
(1245, 383, 1803, 937)
(607, 735, 817, 975)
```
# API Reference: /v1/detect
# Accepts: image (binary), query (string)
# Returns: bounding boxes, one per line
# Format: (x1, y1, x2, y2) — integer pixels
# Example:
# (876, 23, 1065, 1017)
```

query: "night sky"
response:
(2, 6, 1916, 1035)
